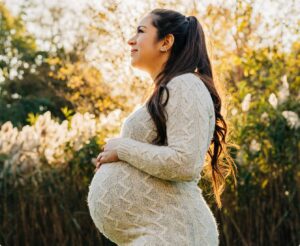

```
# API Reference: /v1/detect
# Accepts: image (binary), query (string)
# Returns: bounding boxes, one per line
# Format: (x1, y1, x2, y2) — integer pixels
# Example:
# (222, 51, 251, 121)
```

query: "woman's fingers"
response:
(96, 152, 102, 161)
(94, 154, 102, 173)
(94, 161, 102, 172)
(96, 156, 102, 167)
(94, 150, 111, 173)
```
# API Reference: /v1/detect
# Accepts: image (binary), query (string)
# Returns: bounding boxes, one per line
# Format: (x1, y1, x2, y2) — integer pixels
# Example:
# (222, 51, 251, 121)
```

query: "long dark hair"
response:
(145, 8, 237, 209)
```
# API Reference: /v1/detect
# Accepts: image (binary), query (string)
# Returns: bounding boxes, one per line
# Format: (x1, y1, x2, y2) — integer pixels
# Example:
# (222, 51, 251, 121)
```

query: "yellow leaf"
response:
(261, 179, 268, 189)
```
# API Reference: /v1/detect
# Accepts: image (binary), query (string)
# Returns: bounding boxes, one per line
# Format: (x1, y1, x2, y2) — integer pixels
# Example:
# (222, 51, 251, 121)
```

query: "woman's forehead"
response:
(138, 14, 153, 28)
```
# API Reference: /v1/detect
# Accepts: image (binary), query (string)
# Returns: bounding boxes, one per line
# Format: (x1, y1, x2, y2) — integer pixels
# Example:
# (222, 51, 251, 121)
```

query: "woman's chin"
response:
(130, 60, 141, 68)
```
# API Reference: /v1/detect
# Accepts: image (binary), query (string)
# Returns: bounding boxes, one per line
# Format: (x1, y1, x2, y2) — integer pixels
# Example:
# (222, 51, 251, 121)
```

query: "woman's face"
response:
(127, 14, 164, 73)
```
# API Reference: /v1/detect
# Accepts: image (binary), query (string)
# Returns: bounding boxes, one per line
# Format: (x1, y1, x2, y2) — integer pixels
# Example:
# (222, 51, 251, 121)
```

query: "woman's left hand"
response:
(94, 137, 122, 172)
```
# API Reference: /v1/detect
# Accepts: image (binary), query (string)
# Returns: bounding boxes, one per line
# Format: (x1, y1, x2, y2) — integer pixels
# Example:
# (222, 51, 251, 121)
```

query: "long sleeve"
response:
(116, 74, 213, 182)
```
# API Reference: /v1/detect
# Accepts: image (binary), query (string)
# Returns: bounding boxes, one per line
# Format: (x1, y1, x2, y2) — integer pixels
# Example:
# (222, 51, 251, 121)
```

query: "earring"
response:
(161, 47, 167, 52)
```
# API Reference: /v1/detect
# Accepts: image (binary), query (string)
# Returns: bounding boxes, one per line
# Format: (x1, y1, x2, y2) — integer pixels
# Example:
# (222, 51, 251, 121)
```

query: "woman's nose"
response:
(127, 36, 136, 46)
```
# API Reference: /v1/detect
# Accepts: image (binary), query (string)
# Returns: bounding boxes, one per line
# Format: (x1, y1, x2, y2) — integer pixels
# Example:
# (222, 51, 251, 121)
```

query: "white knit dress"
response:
(87, 72, 219, 245)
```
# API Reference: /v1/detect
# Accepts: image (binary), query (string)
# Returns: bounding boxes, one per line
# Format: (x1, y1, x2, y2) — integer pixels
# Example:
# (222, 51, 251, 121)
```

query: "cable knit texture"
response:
(87, 72, 219, 245)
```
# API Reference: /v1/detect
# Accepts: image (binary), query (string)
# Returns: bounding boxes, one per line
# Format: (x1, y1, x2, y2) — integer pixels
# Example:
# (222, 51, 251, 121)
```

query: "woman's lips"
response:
(131, 49, 138, 55)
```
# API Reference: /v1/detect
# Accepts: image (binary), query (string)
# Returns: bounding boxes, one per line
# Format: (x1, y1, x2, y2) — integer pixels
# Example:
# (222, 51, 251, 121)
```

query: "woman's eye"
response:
(137, 29, 144, 33)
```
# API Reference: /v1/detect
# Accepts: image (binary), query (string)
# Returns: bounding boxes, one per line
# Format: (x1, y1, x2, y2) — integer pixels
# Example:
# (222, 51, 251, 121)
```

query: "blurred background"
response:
(0, 0, 299, 245)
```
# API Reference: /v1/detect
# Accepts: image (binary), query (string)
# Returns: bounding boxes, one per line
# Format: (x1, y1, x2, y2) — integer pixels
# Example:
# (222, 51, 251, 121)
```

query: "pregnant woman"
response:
(87, 8, 237, 246)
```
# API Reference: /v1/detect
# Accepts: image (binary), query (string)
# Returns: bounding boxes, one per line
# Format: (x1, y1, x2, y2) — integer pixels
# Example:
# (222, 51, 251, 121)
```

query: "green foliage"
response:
(0, 138, 104, 245)
(215, 41, 300, 245)
(0, 1, 299, 245)
(61, 106, 75, 121)
(26, 111, 40, 125)
(0, 3, 36, 64)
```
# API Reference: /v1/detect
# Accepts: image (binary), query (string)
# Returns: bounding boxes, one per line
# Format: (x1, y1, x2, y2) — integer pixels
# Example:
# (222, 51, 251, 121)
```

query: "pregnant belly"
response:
(87, 161, 184, 241)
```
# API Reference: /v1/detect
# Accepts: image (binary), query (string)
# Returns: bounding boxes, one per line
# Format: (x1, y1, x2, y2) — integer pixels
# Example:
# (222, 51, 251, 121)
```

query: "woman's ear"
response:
(163, 33, 174, 51)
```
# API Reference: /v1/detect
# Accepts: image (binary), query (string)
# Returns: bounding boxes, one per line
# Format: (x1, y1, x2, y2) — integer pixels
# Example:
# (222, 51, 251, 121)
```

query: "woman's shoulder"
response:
(167, 72, 205, 89)
(167, 72, 215, 115)
(167, 72, 207, 96)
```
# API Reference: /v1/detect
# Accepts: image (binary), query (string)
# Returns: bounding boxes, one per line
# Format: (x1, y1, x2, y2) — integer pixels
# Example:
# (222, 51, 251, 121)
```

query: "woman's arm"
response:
(116, 75, 212, 182)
